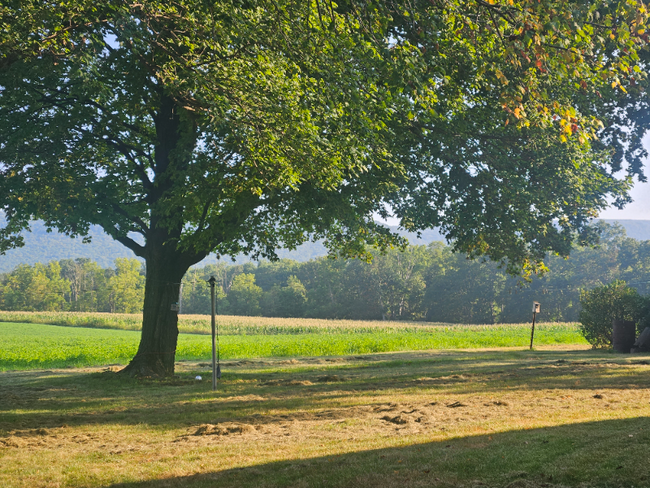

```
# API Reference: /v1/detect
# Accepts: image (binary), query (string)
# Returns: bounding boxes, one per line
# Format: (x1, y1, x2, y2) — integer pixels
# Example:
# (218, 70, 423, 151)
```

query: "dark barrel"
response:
(612, 319, 636, 353)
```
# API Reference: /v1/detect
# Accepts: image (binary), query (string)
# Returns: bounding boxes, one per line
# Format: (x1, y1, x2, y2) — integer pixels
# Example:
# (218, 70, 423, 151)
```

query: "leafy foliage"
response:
(106, 258, 145, 314)
(0, 262, 69, 311)
(1, 1, 649, 374)
(227, 273, 263, 316)
(0, 258, 143, 313)
(1, 1, 648, 269)
(579, 280, 650, 348)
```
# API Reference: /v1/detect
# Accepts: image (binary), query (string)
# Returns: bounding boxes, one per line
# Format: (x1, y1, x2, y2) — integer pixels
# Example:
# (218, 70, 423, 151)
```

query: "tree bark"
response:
(120, 234, 199, 377)
(119, 93, 205, 377)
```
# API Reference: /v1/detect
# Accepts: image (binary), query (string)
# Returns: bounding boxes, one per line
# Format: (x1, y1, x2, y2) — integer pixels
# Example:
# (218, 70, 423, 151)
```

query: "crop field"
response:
(1, 310, 479, 334)
(0, 320, 587, 371)
(0, 310, 587, 336)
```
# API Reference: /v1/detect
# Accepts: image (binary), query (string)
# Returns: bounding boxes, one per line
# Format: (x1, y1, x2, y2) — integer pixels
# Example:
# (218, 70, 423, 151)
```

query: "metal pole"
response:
(216, 284, 220, 381)
(208, 277, 217, 391)
(530, 311, 537, 350)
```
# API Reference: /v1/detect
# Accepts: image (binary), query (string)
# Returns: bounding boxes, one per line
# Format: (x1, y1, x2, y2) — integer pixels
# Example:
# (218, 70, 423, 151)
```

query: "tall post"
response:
(530, 301, 540, 350)
(208, 276, 217, 391)
(529, 312, 536, 350)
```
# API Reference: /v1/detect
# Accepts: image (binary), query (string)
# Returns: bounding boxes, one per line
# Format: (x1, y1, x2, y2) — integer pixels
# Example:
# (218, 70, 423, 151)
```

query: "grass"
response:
(0, 321, 587, 371)
(1, 347, 650, 488)
(0, 316, 622, 487)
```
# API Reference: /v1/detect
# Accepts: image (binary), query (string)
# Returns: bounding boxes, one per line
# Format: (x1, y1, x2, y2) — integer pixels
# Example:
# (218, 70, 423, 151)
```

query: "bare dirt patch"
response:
(192, 423, 259, 436)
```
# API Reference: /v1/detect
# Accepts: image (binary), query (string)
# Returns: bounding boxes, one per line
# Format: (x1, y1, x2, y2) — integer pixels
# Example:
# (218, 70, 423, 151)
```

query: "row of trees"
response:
(0, 258, 144, 313)
(181, 224, 650, 323)
(3, 224, 649, 324)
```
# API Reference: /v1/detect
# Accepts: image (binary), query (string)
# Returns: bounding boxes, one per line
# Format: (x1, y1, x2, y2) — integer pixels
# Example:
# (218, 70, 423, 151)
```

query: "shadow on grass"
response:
(2, 348, 650, 434)
(98, 416, 650, 488)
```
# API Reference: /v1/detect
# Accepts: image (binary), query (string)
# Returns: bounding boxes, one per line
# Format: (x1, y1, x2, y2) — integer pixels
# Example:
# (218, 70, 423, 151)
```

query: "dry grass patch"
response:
(1, 347, 650, 487)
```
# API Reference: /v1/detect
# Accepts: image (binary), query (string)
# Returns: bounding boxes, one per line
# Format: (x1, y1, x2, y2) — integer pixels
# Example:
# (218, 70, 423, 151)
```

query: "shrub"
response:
(579, 280, 650, 348)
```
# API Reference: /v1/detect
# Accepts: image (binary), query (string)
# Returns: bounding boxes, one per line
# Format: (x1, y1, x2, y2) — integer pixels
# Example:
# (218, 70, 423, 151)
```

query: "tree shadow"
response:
(2, 348, 649, 434)
(97, 416, 650, 488)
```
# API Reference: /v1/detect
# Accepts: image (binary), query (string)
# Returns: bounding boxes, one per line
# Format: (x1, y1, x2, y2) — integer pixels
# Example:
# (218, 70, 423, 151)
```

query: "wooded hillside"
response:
(0, 219, 646, 273)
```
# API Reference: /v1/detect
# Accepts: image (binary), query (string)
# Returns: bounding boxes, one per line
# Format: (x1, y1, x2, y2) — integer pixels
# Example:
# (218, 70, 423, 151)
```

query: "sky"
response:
(599, 178, 650, 220)
(598, 133, 650, 220)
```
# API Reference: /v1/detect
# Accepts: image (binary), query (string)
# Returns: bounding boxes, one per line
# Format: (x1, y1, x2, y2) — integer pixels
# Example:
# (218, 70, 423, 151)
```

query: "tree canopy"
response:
(1, 0, 648, 375)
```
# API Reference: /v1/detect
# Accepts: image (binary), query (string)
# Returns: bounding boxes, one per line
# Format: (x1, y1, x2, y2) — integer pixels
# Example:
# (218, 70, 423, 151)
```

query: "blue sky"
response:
(599, 178, 650, 220)
(599, 134, 650, 220)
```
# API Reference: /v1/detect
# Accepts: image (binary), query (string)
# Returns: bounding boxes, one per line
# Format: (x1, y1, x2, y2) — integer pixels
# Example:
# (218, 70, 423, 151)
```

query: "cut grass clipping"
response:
(0, 321, 586, 370)
(2, 348, 650, 488)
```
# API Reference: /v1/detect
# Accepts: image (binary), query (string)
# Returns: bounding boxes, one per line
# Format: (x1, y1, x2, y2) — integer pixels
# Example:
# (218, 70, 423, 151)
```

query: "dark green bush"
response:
(579, 280, 650, 348)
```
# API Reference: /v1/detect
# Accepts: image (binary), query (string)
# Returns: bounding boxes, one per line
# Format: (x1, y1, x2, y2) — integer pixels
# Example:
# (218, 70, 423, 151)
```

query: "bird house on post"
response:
(530, 302, 540, 350)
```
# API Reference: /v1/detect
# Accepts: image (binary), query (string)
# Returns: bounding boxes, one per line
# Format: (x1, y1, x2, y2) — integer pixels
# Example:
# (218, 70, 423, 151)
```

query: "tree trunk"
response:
(119, 93, 205, 377)
(120, 239, 196, 378)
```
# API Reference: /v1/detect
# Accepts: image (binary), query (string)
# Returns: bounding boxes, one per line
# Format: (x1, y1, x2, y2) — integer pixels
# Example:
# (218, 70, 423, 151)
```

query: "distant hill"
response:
(0, 218, 647, 273)
(604, 219, 650, 240)
(0, 221, 135, 273)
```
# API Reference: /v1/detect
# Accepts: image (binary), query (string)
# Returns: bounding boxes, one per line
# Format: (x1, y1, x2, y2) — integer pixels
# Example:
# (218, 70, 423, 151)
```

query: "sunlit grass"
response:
(0, 321, 587, 371)
(1, 347, 649, 488)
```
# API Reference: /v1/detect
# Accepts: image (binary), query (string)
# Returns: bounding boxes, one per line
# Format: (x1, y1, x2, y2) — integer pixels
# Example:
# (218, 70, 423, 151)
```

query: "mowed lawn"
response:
(0, 320, 587, 370)
(0, 318, 642, 488)
(2, 346, 650, 488)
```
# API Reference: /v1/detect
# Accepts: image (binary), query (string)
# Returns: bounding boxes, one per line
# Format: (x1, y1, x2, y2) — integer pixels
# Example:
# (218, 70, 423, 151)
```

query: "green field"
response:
(0, 320, 587, 371)
(3, 316, 646, 488)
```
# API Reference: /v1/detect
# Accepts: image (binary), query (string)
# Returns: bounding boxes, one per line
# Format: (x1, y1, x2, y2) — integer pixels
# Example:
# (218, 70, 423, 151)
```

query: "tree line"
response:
(0, 258, 144, 314)
(2, 223, 649, 324)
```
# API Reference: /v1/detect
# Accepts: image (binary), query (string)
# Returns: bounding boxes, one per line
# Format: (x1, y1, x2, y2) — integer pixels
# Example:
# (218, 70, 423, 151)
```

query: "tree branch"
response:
(108, 229, 146, 257)
(103, 137, 154, 190)
(111, 203, 149, 237)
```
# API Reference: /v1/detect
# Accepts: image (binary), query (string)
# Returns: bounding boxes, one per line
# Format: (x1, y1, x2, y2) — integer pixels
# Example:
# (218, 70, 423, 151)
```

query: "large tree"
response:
(1, 0, 647, 376)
